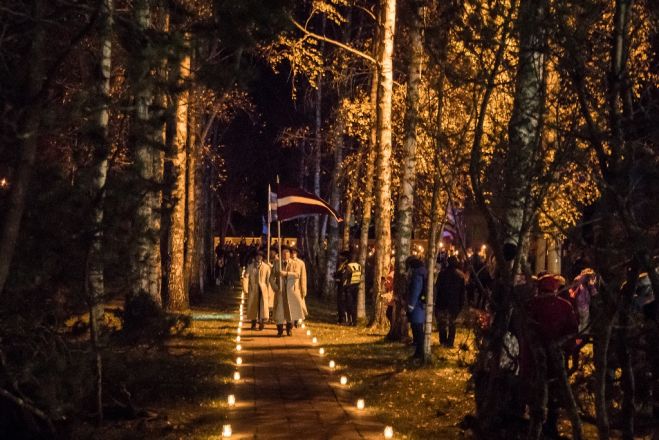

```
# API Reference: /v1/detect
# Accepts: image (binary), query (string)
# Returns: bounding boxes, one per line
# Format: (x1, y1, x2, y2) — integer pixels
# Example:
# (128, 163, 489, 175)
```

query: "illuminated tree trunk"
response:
(374, 0, 396, 330)
(390, 0, 423, 340)
(342, 172, 356, 251)
(323, 117, 344, 298)
(164, 42, 190, 311)
(185, 98, 200, 298)
(357, 65, 378, 322)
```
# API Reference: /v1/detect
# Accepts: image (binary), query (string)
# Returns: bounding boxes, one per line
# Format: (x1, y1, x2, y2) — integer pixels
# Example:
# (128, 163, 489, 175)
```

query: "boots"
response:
(276, 324, 284, 337)
(286, 322, 293, 336)
(250, 320, 257, 330)
(258, 320, 265, 331)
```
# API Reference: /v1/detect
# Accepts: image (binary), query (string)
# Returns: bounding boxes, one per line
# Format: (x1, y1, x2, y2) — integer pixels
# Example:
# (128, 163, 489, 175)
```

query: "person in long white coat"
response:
(290, 247, 308, 319)
(245, 251, 272, 330)
(272, 247, 306, 336)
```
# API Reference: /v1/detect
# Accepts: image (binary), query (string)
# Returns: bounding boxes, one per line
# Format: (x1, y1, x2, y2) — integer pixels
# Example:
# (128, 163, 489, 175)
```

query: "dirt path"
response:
(225, 289, 384, 439)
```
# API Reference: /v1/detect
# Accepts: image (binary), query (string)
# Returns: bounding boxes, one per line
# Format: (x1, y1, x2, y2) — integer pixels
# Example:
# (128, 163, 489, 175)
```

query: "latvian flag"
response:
(275, 186, 342, 223)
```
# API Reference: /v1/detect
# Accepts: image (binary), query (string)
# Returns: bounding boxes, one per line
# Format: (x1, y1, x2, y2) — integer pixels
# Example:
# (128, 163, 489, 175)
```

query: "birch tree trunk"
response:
(86, 0, 113, 424)
(0, 0, 44, 297)
(164, 40, 190, 311)
(130, 0, 161, 305)
(391, 0, 423, 340)
(342, 172, 356, 251)
(502, 0, 548, 256)
(374, 0, 396, 330)
(357, 65, 379, 322)
(322, 118, 344, 298)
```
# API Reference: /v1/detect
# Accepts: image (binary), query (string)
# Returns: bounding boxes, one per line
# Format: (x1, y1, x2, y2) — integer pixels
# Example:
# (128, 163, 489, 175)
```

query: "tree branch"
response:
(290, 17, 377, 65)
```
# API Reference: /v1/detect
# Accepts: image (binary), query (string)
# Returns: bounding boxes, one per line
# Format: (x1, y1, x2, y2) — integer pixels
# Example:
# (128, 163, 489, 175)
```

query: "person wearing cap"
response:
(525, 273, 578, 439)
(435, 255, 466, 348)
(272, 246, 306, 336)
(406, 256, 428, 359)
(245, 250, 272, 330)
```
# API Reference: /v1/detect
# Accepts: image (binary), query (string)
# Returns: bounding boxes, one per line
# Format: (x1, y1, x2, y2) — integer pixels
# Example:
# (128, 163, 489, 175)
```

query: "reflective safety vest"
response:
(346, 263, 362, 286)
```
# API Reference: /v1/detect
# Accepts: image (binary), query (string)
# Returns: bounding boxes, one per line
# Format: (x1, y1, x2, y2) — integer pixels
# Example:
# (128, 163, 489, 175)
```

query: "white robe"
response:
(272, 258, 307, 323)
(245, 261, 272, 321)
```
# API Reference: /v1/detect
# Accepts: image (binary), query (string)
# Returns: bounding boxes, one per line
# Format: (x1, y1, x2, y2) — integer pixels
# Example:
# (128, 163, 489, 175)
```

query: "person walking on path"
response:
(290, 247, 308, 319)
(245, 250, 272, 330)
(406, 256, 428, 359)
(435, 255, 466, 348)
(272, 246, 306, 336)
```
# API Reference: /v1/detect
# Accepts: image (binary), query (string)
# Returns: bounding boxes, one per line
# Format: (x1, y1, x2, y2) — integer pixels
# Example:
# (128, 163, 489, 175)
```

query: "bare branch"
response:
(290, 17, 377, 65)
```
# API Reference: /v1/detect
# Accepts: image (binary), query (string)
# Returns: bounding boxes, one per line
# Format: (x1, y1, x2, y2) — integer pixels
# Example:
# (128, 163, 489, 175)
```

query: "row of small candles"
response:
(305, 317, 393, 437)
(222, 290, 394, 439)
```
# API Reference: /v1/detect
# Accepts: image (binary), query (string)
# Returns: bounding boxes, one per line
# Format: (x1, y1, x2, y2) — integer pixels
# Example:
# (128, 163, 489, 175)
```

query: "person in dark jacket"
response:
(406, 256, 428, 359)
(435, 256, 466, 348)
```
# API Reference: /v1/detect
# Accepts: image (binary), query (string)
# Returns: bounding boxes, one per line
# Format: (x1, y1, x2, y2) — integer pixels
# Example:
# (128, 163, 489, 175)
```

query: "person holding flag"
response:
(272, 246, 306, 336)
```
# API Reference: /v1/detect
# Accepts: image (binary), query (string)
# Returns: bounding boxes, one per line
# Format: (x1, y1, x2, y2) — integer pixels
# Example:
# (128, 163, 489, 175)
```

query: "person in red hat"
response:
(524, 273, 579, 439)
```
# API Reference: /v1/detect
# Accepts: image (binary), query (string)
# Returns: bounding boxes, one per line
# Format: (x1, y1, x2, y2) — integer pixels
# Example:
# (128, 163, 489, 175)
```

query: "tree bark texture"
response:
(130, 0, 161, 305)
(391, 0, 423, 341)
(164, 42, 190, 311)
(185, 97, 199, 298)
(373, 0, 396, 333)
(503, 0, 547, 248)
(323, 118, 344, 298)
(357, 65, 379, 322)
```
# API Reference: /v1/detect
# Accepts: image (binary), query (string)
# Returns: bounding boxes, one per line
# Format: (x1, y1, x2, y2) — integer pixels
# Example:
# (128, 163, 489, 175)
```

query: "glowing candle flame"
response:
(357, 399, 365, 410)
(301, 323, 306, 328)
(222, 424, 232, 437)
(236, 357, 242, 365)
(233, 371, 240, 381)
(340, 376, 348, 385)
(319, 348, 325, 355)
(236, 344, 242, 351)
(237, 327, 242, 334)
(236, 336, 241, 342)
(227, 394, 236, 406)
(312, 337, 317, 344)
(306, 330, 311, 336)
(384, 426, 393, 438)
(329, 360, 336, 369)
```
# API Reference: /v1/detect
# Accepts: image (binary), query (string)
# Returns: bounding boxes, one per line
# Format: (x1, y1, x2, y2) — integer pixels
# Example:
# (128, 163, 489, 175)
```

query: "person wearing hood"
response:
(435, 255, 466, 348)
(406, 256, 428, 359)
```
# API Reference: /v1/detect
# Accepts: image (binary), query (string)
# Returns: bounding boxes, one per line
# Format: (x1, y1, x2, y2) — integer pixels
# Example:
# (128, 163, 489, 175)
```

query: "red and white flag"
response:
(275, 186, 342, 223)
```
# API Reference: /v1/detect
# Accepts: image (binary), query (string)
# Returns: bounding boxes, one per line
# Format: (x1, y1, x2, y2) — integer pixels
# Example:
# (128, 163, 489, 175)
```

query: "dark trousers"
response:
(438, 309, 458, 347)
(345, 286, 358, 325)
(410, 322, 424, 358)
(337, 286, 346, 323)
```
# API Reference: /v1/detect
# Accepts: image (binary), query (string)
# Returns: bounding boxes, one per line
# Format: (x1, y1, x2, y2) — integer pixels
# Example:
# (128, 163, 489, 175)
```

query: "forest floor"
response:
(72, 285, 599, 440)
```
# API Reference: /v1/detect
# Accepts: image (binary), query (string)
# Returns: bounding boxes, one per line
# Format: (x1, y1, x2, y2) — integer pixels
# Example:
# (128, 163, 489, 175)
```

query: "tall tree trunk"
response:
(185, 95, 199, 298)
(374, 0, 397, 329)
(0, 0, 45, 297)
(342, 173, 356, 251)
(130, 0, 160, 305)
(390, 0, 423, 341)
(357, 64, 379, 322)
(322, 117, 344, 298)
(86, 0, 113, 424)
(310, 67, 323, 295)
(502, 0, 547, 255)
(164, 40, 190, 311)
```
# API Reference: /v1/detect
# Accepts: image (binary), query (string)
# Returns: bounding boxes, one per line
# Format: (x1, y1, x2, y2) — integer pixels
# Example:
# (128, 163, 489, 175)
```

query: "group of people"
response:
(242, 245, 308, 337)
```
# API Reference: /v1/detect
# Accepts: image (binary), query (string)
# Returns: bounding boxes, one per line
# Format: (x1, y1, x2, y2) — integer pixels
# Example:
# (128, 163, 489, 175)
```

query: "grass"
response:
(71, 289, 238, 440)
(305, 295, 476, 440)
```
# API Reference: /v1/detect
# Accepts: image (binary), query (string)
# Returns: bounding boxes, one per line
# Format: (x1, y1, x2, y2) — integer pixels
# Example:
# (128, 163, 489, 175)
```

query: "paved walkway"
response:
(226, 291, 384, 439)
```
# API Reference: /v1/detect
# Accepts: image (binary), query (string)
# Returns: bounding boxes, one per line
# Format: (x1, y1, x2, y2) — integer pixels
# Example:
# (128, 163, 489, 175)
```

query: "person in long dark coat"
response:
(435, 255, 466, 348)
(406, 256, 428, 359)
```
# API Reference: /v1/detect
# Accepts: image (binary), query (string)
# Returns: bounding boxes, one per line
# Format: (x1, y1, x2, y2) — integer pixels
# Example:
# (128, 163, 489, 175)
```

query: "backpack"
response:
(346, 263, 362, 286)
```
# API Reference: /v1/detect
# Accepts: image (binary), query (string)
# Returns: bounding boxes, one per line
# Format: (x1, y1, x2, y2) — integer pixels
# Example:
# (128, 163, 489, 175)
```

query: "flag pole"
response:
(267, 184, 271, 265)
(276, 176, 283, 295)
